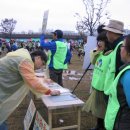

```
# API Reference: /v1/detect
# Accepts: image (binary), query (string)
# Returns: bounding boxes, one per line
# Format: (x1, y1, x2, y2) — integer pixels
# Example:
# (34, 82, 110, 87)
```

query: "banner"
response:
(24, 99, 36, 130)
(33, 111, 49, 130)
(42, 10, 49, 33)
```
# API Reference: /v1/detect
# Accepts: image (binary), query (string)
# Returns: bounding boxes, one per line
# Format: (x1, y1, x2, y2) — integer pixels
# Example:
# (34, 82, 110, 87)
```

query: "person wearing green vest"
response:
(103, 20, 125, 95)
(105, 34, 130, 130)
(0, 49, 60, 130)
(82, 25, 112, 130)
(40, 30, 71, 86)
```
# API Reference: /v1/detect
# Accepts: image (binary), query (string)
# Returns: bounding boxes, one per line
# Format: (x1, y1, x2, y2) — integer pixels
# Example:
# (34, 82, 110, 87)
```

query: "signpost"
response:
(24, 99, 36, 130)
(42, 10, 49, 33)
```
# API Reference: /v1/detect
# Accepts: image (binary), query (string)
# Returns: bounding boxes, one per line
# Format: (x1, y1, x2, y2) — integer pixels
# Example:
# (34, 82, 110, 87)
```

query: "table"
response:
(41, 93, 84, 130)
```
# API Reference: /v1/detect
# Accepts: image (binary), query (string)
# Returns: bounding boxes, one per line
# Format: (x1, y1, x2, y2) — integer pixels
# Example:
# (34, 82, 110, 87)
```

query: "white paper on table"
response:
(38, 79, 70, 94)
(47, 83, 70, 94)
(47, 94, 78, 102)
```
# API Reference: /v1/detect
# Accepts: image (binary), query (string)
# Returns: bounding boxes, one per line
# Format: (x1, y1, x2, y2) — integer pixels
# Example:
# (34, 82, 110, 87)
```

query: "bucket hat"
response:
(103, 20, 124, 34)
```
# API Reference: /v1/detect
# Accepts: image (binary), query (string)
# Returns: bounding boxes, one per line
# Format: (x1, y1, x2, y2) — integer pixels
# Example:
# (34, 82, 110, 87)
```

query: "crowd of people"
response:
(0, 19, 130, 130)
(0, 38, 41, 53)
(0, 36, 84, 52)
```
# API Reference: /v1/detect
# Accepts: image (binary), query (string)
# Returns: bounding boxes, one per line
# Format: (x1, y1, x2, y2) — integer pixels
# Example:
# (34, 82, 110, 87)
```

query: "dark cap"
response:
(52, 29, 63, 38)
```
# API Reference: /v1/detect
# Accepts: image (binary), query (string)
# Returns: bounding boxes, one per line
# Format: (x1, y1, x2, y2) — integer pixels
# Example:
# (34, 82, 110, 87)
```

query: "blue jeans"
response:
(0, 122, 8, 130)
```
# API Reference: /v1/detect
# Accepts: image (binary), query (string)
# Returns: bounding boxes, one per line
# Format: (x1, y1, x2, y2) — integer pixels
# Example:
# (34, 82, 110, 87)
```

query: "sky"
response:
(0, 0, 130, 33)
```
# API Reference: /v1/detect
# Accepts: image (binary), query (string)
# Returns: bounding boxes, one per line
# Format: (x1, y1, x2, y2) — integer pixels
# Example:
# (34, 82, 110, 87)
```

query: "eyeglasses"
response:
(121, 45, 127, 48)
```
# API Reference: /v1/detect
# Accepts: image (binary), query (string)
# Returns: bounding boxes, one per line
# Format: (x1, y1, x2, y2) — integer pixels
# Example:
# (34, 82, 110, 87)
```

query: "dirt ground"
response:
(7, 51, 96, 130)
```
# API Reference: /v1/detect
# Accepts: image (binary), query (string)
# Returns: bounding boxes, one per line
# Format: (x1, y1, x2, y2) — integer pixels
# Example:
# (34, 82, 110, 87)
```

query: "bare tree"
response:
(75, 0, 110, 36)
(0, 18, 17, 38)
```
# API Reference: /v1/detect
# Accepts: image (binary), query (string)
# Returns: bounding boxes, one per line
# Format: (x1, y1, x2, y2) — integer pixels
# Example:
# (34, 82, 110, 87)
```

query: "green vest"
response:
(92, 52, 112, 91)
(105, 65, 130, 130)
(104, 41, 123, 95)
(48, 41, 68, 69)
